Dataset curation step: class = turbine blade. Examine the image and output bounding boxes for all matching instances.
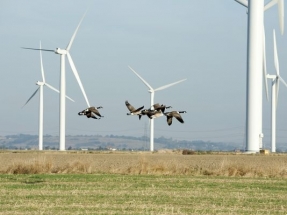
[265,0,277,11]
[154,79,187,91]
[22,47,54,52]
[263,26,269,101]
[278,76,287,87]
[273,29,280,76]
[65,96,75,102]
[66,10,87,51]
[278,0,284,35]
[22,87,40,108]
[39,41,45,83]
[234,0,248,8]
[67,52,90,106]
[45,83,59,93]
[44,83,75,102]
[265,0,284,35]
[128,66,154,91]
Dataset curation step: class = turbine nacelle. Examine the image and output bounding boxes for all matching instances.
[36,81,44,86]
[267,74,277,79]
[55,48,68,55]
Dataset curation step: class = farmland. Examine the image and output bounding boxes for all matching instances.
[1,151,287,214]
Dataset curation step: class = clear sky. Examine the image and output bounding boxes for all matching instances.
[0,0,286,147]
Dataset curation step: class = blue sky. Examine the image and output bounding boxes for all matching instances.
[0,0,286,147]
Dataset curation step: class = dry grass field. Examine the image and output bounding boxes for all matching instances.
[1,150,287,177]
[1,150,287,214]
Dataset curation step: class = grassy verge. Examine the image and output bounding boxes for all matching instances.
[1,174,287,214]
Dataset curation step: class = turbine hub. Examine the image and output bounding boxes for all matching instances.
[267,74,276,80]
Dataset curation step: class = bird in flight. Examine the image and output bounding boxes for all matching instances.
[125,100,144,119]
[164,111,186,126]
[78,106,103,119]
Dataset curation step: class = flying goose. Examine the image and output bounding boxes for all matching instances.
[152,103,172,113]
[125,101,144,119]
[78,106,103,119]
[164,111,186,126]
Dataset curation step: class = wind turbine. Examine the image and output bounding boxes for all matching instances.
[22,42,74,150]
[128,66,186,151]
[235,0,284,152]
[22,12,90,151]
[267,30,287,153]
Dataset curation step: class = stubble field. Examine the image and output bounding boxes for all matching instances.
[1,150,287,214]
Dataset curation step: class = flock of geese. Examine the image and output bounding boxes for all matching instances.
[78,101,187,126]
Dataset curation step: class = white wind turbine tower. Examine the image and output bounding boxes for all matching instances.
[267,30,287,153]
[235,0,284,152]
[22,42,74,150]
[22,12,91,151]
[128,66,186,151]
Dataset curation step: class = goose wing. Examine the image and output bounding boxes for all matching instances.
[85,112,92,118]
[125,101,136,112]
[86,112,98,119]
[173,111,184,123]
[153,103,169,112]
[141,109,151,118]
[166,115,173,126]
[89,106,102,117]
[147,109,156,116]
[135,105,144,112]
[153,103,161,110]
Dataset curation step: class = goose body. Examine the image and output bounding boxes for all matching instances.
[78,106,103,119]
[152,103,172,113]
[164,111,186,126]
[125,101,144,119]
